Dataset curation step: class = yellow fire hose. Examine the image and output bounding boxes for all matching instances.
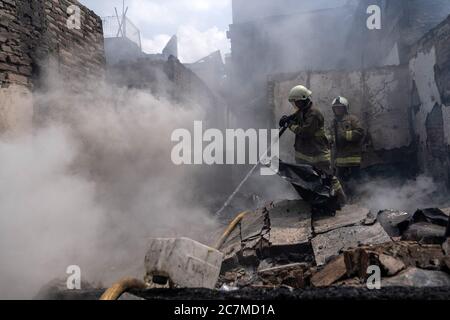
[99,277,147,300]
[214,211,249,250]
[100,211,249,300]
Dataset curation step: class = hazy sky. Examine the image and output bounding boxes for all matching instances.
[78,0,232,63]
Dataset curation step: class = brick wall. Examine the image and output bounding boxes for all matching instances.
[42,0,105,84]
[0,0,42,87]
[0,0,105,134]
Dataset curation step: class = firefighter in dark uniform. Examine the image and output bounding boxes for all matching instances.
[280,85,347,206]
[330,96,365,199]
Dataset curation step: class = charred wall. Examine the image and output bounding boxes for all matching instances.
[227,4,356,111]
[269,66,415,177]
[269,14,450,185]
[409,15,450,186]
[0,0,105,134]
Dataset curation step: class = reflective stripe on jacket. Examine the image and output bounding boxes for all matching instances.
[295,150,331,163]
[331,114,365,167]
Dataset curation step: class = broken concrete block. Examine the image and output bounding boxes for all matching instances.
[270,227,311,246]
[268,200,312,246]
[382,268,450,287]
[145,237,223,289]
[377,210,412,237]
[311,256,347,287]
[312,223,391,266]
[402,222,446,244]
[413,208,449,226]
[363,211,378,226]
[312,205,370,234]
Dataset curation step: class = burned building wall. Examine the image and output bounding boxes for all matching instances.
[269,66,414,175]
[227,3,357,112]
[270,14,450,185]
[228,0,450,124]
[345,0,450,69]
[409,15,450,186]
[0,0,105,134]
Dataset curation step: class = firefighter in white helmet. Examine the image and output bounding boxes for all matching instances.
[330,96,365,199]
[280,85,347,206]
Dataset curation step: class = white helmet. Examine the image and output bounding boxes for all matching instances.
[289,85,312,102]
[332,96,349,109]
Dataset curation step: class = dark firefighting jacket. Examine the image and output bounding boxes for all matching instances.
[331,114,365,167]
[289,105,331,165]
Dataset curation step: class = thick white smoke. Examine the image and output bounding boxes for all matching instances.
[358,175,448,214]
[0,79,220,299]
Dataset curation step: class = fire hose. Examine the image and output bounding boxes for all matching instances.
[214,126,288,216]
[99,277,147,300]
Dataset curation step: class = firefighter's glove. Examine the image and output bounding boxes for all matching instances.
[279,115,295,128]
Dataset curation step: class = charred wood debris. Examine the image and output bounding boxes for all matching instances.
[214,202,450,292]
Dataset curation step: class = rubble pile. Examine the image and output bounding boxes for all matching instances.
[36,202,450,300]
[217,201,450,289]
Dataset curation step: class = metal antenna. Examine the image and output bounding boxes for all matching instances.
[114,0,129,38]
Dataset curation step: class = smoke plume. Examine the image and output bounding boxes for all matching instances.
[0,78,220,299]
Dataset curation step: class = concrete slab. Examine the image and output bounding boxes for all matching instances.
[312,205,371,235]
[311,223,392,266]
[268,200,312,246]
[221,200,312,260]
